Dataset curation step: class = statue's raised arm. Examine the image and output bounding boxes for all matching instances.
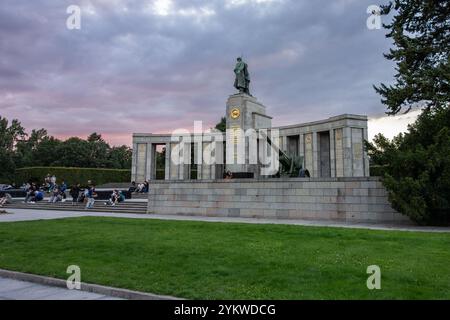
[234,57,251,96]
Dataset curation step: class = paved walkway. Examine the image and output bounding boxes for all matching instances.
[1,208,449,233]
[0,277,122,300]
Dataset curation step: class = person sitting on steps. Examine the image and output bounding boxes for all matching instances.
[298,167,311,178]
[48,187,63,203]
[0,193,12,207]
[105,190,125,206]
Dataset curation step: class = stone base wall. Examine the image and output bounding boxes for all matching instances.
[147,177,411,224]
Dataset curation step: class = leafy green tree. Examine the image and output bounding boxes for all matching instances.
[0,116,26,182]
[367,1,450,225]
[0,115,134,182]
[14,129,49,167]
[86,133,111,167]
[54,137,91,168]
[215,117,226,132]
[32,136,62,166]
[108,146,132,169]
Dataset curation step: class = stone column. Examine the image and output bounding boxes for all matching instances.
[195,140,202,180]
[178,142,185,180]
[363,127,370,177]
[299,133,305,169]
[170,143,180,180]
[312,132,318,178]
[329,130,336,178]
[215,140,225,179]
[304,133,313,174]
[181,141,191,180]
[145,143,153,181]
[334,128,344,177]
[201,153,211,179]
[343,127,353,177]
[351,128,365,177]
[131,142,138,182]
[164,142,171,180]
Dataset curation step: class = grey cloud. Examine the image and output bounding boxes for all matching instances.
[0,0,396,144]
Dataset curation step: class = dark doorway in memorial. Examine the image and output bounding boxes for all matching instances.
[287,135,300,158]
[155,144,166,180]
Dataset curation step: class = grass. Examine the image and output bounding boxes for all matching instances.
[0,217,449,299]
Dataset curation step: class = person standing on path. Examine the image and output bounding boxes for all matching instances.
[85,183,96,209]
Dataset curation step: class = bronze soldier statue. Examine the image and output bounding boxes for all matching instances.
[234,57,251,95]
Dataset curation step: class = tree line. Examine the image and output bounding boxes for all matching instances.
[0,116,132,183]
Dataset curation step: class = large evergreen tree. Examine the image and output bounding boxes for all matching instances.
[368,1,450,225]
[367,108,450,225]
[375,0,449,114]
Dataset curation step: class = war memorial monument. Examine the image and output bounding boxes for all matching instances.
[132,58,409,224]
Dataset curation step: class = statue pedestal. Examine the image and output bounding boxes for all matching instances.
[226,94,272,177]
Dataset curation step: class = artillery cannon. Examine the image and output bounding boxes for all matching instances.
[264,132,304,177]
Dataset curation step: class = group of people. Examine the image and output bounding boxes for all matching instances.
[20,178,95,208]
[128,181,149,193]
[48,181,68,203]
[1,173,137,210]
[69,181,97,209]
[70,182,128,209]
[43,174,58,192]
[105,190,125,206]
[19,174,65,204]
[23,183,45,203]
[21,178,129,210]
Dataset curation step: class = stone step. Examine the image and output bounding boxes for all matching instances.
[6,201,148,214]
[131,194,149,199]
[9,205,147,210]
[9,201,147,207]
[11,201,147,208]
[9,203,147,209]
[11,200,147,206]
[6,206,147,215]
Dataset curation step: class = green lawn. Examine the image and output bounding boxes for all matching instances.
[0,217,449,299]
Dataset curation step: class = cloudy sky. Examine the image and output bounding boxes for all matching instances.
[0,0,418,146]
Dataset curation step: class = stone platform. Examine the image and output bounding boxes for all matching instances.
[147,177,411,224]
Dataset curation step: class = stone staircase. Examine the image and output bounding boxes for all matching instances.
[6,199,148,215]
[129,193,148,200]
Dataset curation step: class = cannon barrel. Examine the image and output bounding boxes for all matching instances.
[264,132,303,177]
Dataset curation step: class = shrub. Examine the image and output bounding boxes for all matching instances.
[370,165,388,177]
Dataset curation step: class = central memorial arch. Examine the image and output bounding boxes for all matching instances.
[132,111,370,182]
[131,58,407,224]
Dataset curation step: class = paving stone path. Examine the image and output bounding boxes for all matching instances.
[0,277,122,300]
[1,208,449,233]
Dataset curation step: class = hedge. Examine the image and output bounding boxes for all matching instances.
[15,167,131,187]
